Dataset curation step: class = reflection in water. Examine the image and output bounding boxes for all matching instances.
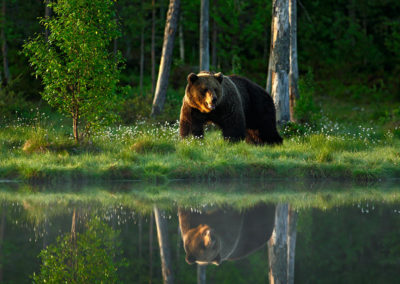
[0,182,399,283]
[33,216,124,283]
[178,204,275,266]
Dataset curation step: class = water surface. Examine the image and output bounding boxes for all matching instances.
[0,180,399,283]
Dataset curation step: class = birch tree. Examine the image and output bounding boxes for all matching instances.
[179,15,185,62]
[200,0,210,71]
[151,0,156,93]
[151,0,180,117]
[289,0,300,121]
[139,0,145,94]
[267,0,290,124]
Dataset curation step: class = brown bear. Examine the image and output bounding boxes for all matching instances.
[179,71,283,145]
[178,204,275,265]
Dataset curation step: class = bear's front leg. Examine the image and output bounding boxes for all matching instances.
[180,103,205,138]
[220,115,246,142]
[180,118,204,138]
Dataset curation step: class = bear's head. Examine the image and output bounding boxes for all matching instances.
[184,72,224,113]
[183,224,222,265]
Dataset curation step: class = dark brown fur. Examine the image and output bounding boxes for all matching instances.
[179,72,283,145]
[179,204,275,265]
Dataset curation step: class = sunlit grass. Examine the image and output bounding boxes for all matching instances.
[0,111,399,182]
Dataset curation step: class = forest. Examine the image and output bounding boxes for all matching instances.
[0,0,399,119]
[0,0,399,180]
[0,1,399,283]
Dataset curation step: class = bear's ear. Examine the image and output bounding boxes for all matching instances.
[188,73,198,84]
[185,254,196,265]
[214,72,224,84]
[211,254,221,266]
[214,72,223,84]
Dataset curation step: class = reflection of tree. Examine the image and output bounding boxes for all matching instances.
[33,217,125,283]
[268,204,288,283]
[154,206,174,284]
[0,204,6,283]
[149,211,154,284]
[197,264,206,284]
[268,204,298,284]
[287,206,298,284]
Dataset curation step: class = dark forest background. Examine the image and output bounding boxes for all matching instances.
[0,0,399,122]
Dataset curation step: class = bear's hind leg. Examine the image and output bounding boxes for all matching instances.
[245,129,263,145]
[258,126,283,145]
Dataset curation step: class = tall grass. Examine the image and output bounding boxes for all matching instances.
[0,113,399,182]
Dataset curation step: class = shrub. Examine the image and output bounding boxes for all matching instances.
[23,0,125,142]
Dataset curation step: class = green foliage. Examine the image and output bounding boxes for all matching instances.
[120,85,183,123]
[32,217,126,283]
[23,0,125,139]
[0,75,34,120]
[295,69,320,123]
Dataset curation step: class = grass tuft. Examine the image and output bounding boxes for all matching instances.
[131,137,176,154]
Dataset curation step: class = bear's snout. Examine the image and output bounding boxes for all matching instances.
[205,93,217,111]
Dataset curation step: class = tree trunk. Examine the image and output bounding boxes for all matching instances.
[1,0,10,86]
[154,206,174,284]
[73,114,79,142]
[149,211,154,284]
[266,3,274,93]
[179,16,184,62]
[211,0,218,68]
[200,0,210,71]
[269,0,290,125]
[151,0,180,117]
[71,208,76,242]
[139,11,145,94]
[44,0,51,41]
[151,0,156,94]
[287,205,298,284]
[138,215,143,257]
[197,264,206,284]
[268,204,288,284]
[289,0,299,122]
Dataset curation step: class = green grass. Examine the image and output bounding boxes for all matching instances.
[0,96,399,182]
[0,116,399,182]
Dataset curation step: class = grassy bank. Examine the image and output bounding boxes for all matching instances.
[0,180,400,220]
[0,111,399,182]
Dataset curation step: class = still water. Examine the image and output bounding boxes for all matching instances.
[0,180,399,283]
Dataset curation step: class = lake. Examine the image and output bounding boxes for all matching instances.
[0,179,399,283]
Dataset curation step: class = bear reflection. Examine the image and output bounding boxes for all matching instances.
[179,204,275,266]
